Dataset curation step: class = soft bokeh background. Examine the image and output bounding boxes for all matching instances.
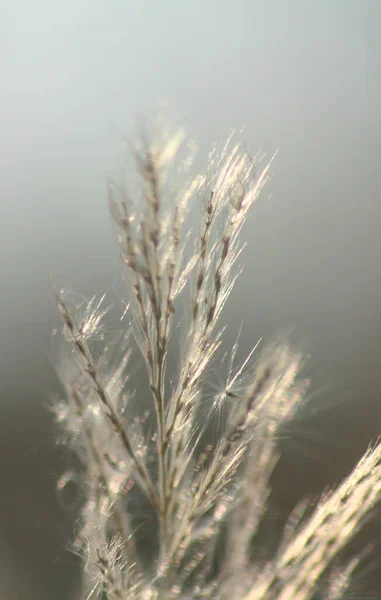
[1,1,381,597]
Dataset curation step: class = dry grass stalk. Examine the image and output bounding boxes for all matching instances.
[54,123,381,599]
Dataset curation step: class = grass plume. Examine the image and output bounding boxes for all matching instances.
[54,122,381,599]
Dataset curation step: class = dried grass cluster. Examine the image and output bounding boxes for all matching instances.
[54,124,380,599]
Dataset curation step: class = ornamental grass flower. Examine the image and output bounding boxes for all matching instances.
[54,123,381,599]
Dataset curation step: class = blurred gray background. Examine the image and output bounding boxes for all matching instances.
[1,1,381,598]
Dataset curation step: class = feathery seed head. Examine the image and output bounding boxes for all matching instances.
[54,123,379,600]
